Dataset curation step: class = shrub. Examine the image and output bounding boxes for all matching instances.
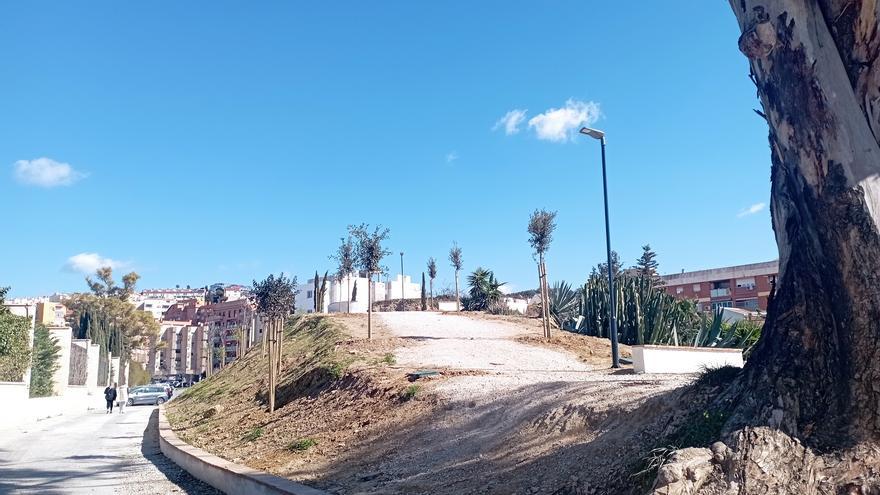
[402,384,421,401]
[243,427,264,442]
[288,438,317,451]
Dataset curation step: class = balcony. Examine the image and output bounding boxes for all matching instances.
[710,288,731,298]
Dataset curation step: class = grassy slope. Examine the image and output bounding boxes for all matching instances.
[165,314,427,480]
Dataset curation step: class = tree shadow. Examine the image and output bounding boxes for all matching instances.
[140,408,223,494]
[299,377,698,495]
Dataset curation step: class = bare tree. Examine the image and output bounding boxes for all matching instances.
[427,257,437,310]
[528,209,557,339]
[656,3,880,492]
[252,273,297,413]
[349,224,391,339]
[448,242,463,311]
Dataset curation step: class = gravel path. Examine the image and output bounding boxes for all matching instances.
[320,312,695,494]
[0,404,220,495]
[380,311,682,398]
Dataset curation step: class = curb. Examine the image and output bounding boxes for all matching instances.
[157,405,329,495]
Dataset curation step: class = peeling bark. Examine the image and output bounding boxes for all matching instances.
[655,1,880,492]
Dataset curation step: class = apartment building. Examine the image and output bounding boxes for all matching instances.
[660,260,778,312]
[148,322,207,381]
[35,301,66,326]
[194,298,261,366]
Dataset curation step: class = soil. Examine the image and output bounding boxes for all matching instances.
[168,312,701,495]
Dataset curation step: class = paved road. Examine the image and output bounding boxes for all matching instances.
[0,403,221,495]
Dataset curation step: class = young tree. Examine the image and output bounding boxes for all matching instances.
[331,236,355,313]
[349,224,391,339]
[448,242,463,311]
[252,273,298,412]
[420,272,427,311]
[655,4,880,492]
[528,209,557,339]
[427,258,437,309]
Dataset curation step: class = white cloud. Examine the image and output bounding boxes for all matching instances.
[493,109,527,135]
[737,202,766,218]
[528,99,601,142]
[446,151,459,163]
[64,252,126,274]
[13,157,86,187]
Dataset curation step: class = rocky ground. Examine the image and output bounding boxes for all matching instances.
[167,312,705,495]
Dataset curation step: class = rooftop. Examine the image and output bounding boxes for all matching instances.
[661,260,778,286]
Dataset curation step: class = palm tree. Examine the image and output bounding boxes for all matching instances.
[448,243,463,311]
[466,267,505,311]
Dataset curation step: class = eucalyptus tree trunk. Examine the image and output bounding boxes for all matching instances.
[654,2,880,492]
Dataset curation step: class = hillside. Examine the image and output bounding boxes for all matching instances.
[167,312,716,494]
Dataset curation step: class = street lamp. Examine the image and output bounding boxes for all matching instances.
[400,252,405,305]
[579,126,620,368]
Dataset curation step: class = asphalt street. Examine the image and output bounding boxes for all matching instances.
[0,402,221,495]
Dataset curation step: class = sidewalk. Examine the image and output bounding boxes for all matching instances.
[0,388,104,434]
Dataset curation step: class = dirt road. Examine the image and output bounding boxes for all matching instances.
[311,312,694,494]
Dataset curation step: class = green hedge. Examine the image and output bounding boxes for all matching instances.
[0,311,32,382]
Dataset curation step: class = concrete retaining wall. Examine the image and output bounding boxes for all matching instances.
[157,406,328,495]
[632,345,744,374]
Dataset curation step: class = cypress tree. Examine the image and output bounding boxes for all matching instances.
[420,272,427,311]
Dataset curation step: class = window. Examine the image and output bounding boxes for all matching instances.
[712,301,733,310]
[737,299,759,310]
[693,284,701,292]
[307,290,314,298]
[736,277,756,290]
[676,287,684,294]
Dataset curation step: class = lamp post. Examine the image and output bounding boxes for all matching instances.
[579,127,620,368]
[400,252,405,305]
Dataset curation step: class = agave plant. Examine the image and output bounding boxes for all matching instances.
[548,281,579,328]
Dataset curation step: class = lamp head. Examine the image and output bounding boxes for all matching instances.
[579,127,605,140]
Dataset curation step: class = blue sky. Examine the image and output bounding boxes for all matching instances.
[0,2,776,298]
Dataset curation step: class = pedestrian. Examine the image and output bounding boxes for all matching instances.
[104,383,117,414]
[117,383,128,414]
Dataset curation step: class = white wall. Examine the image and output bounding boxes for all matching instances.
[384,275,421,301]
[297,273,393,314]
[48,327,72,396]
[632,345,744,374]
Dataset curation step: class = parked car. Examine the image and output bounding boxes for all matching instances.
[127,386,169,406]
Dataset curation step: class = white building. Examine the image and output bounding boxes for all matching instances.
[296,272,421,314]
[132,297,177,321]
